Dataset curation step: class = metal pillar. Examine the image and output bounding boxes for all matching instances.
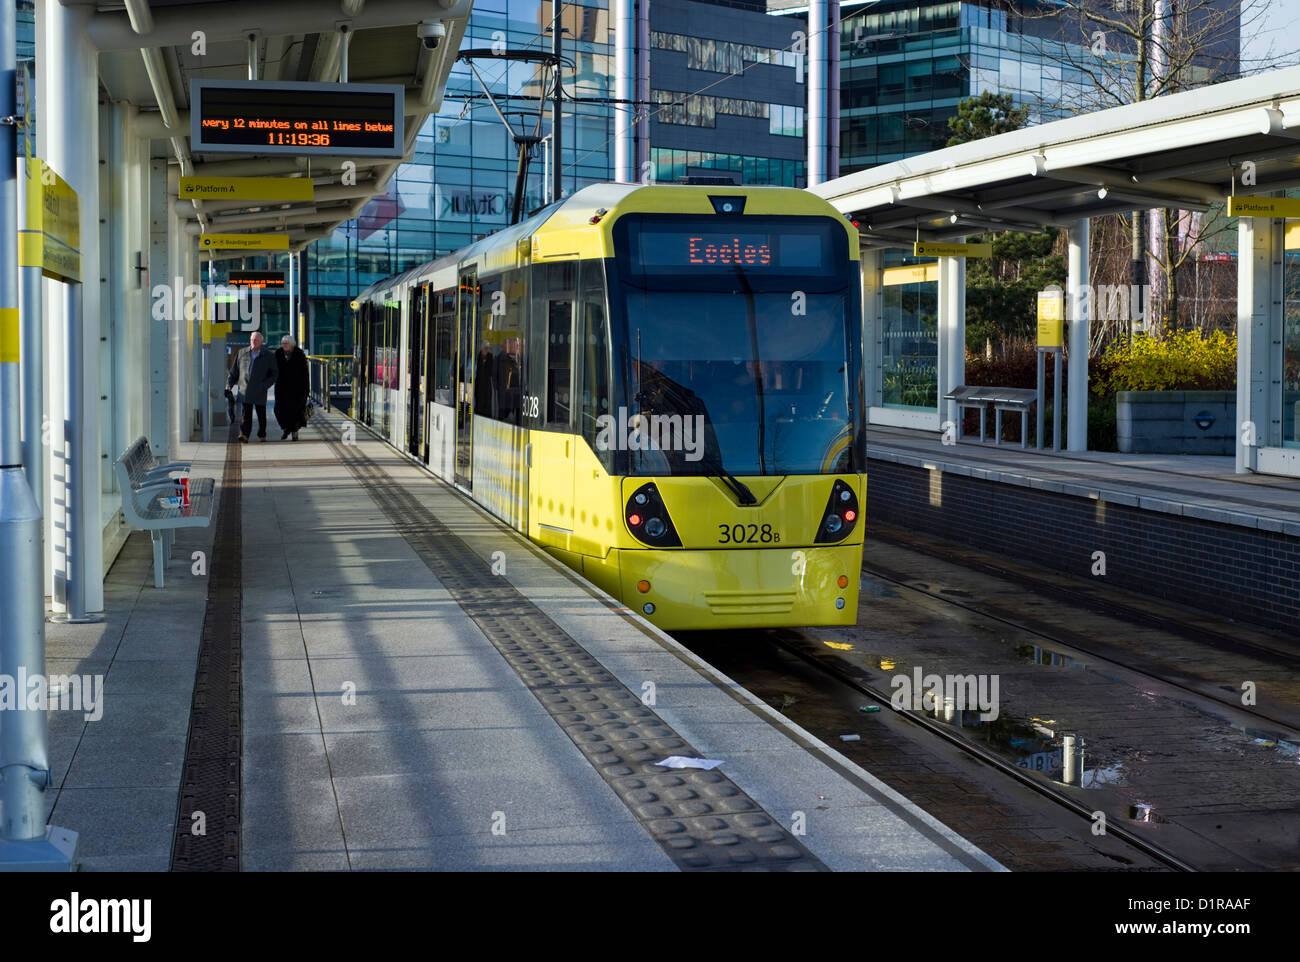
[1236,215,1283,473]
[1066,219,1090,452]
[614,0,633,183]
[806,0,827,186]
[287,249,296,345]
[0,0,79,870]
[201,258,211,442]
[43,0,102,619]
[166,174,186,456]
[937,250,966,431]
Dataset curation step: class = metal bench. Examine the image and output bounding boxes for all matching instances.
[945,385,1038,448]
[114,437,216,587]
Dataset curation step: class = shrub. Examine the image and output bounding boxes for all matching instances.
[1091,330,1237,395]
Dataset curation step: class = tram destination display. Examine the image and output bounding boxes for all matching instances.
[191,80,405,157]
[626,217,840,276]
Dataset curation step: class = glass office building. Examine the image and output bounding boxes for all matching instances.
[275,0,806,357]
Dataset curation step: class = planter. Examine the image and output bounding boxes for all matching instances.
[1116,391,1235,455]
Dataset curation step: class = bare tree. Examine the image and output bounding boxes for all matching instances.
[1018,0,1282,339]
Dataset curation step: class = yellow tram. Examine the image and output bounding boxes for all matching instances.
[352,183,865,630]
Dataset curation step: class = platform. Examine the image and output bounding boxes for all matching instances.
[868,426,1300,534]
[865,425,1300,633]
[19,413,1001,872]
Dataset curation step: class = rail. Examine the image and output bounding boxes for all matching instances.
[307,354,352,414]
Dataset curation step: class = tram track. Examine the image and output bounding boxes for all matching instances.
[860,547,1300,737]
[766,628,1197,872]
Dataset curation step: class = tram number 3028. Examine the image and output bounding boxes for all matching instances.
[717,523,780,544]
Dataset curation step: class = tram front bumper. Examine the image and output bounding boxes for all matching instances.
[615,543,862,630]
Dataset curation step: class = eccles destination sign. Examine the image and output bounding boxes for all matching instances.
[190,80,405,157]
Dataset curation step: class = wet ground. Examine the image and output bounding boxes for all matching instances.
[676,524,1300,871]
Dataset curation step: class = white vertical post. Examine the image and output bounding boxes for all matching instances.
[166,170,186,457]
[1,0,79,870]
[42,0,102,617]
[1067,218,1090,452]
[614,0,633,183]
[807,0,827,186]
[936,249,966,430]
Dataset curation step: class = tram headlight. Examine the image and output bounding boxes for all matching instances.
[814,479,860,544]
[625,483,682,547]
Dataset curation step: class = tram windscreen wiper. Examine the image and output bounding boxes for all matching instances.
[697,448,758,506]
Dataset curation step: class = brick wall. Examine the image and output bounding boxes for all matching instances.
[867,458,1300,632]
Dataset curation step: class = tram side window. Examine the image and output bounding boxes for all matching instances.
[578,261,612,454]
[494,270,527,425]
[542,262,575,428]
[431,288,455,406]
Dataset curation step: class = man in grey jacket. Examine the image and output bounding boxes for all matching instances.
[227,332,278,442]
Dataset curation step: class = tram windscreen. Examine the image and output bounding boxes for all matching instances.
[615,217,856,477]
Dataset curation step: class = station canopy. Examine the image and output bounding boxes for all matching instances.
[811,64,1300,248]
[85,0,473,253]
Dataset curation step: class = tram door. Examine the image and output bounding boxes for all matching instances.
[455,268,477,490]
[357,303,373,426]
[407,285,427,458]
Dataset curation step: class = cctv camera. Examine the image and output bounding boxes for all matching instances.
[418,19,446,50]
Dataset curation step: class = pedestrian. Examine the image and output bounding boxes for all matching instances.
[274,335,310,441]
[227,331,278,443]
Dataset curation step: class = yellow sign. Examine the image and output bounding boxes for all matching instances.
[179,176,314,202]
[199,233,289,251]
[0,309,18,363]
[1037,290,1064,349]
[914,241,992,258]
[1227,195,1300,219]
[19,159,81,283]
[882,263,940,286]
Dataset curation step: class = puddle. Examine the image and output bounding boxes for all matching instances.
[1015,643,1088,670]
[859,576,901,599]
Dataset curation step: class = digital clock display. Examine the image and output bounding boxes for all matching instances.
[191,80,405,157]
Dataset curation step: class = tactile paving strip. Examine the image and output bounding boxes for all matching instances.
[170,426,243,872]
[321,425,827,871]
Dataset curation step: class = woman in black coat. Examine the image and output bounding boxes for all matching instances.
[274,336,310,440]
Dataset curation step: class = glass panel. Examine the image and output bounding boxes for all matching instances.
[881,260,938,411]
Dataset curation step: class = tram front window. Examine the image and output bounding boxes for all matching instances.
[624,289,853,476]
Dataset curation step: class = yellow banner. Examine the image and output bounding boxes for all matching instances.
[0,309,18,362]
[21,158,81,283]
[882,263,940,286]
[1227,195,1300,219]
[914,241,993,258]
[1037,291,1064,349]
[199,233,289,251]
[180,176,314,202]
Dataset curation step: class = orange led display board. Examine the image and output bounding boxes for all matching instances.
[191,80,404,157]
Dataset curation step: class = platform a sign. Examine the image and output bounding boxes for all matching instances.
[180,176,314,202]
[19,158,81,283]
[913,241,992,258]
[1036,289,1064,351]
[1227,195,1300,219]
[199,233,289,251]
